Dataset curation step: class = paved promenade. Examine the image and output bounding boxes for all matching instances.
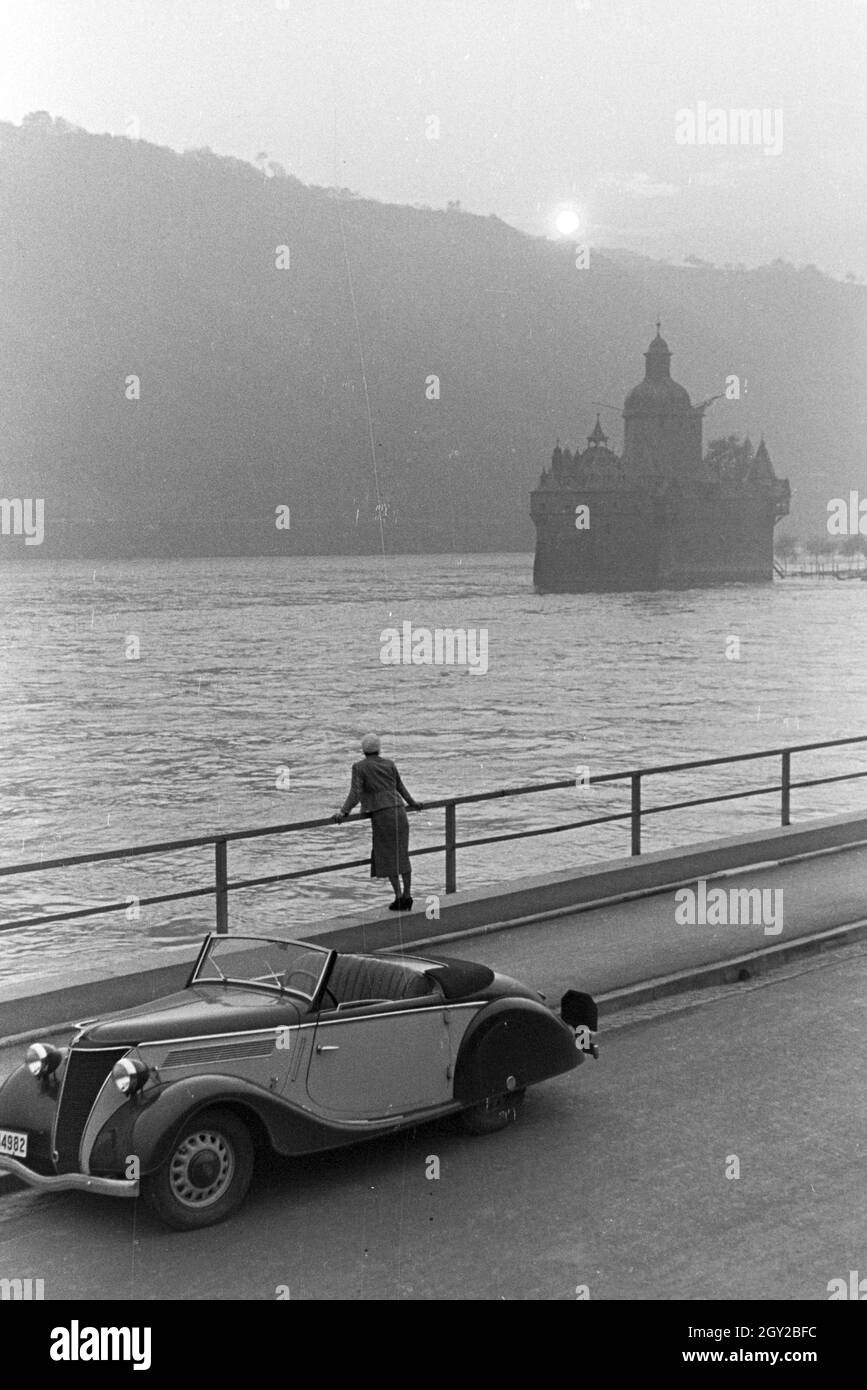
[2,830,867,1065]
[397,840,867,1005]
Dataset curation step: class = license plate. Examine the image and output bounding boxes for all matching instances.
[0,1129,28,1159]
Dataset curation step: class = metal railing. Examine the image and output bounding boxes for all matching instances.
[1,735,866,937]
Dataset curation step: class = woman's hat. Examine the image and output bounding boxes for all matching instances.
[361,733,381,754]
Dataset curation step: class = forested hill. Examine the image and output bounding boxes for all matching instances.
[2,114,865,558]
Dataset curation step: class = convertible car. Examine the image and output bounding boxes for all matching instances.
[0,935,598,1229]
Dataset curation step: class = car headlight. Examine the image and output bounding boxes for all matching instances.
[26,1042,63,1078]
[111,1057,150,1095]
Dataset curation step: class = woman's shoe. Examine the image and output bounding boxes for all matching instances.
[387,898,403,911]
[400,896,413,910]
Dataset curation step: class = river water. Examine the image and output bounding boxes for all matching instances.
[0,554,865,987]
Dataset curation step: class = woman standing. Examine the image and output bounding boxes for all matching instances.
[331,734,422,910]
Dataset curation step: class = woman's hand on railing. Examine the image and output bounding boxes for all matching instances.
[330,812,347,824]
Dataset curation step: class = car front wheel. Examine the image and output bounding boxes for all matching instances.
[142,1108,254,1231]
[460,1088,525,1135]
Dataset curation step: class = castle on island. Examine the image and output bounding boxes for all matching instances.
[530,326,790,592]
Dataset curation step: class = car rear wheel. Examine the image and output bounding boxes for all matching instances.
[460,1088,525,1135]
[142,1108,254,1231]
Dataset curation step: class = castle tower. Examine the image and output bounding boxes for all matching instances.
[530,327,789,592]
[622,324,703,485]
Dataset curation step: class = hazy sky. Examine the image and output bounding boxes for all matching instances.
[2,0,866,276]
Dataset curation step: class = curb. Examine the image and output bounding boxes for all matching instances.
[1,914,864,1201]
[594,915,867,1015]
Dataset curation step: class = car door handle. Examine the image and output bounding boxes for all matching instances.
[316,1044,340,1053]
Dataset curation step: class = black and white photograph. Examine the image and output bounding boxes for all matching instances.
[0,0,865,1341]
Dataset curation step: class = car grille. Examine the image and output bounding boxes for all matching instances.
[162,1038,276,1068]
[54,1047,127,1173]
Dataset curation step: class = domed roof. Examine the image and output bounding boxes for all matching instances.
[624,377,692,412]
[623,323,693,414]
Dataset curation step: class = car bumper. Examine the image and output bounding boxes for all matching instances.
[0,1156,139,1197]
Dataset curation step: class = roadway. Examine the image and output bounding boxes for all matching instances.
[429,841,867,1003]
[0,944,863,1299]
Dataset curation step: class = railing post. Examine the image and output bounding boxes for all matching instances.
[630,773,641,856]
[215,838,229,933]
[781,749,791,827]
[444,802,457,894]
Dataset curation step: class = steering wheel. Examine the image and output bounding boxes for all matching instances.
[281,969,319,996]
[282,969,339,1011]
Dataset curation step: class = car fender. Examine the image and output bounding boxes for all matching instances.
[120,1074,296,1173]
[0,1064,64,1174]
[452,997,579,1106]
[0,1062,61,1127]
[114,1074,383,1174]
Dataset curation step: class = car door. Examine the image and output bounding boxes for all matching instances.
[305,1003,451,1120]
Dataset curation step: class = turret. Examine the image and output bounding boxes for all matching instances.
[622,322,702,483]
[750,436,774,481]
[586,414,608,449]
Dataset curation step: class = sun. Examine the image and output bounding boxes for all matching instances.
[554,207,581,237]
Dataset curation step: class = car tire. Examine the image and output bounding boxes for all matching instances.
[460,1088,525,1136]
[142,1108,254,1231]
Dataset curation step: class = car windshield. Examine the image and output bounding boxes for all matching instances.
[193,936,331,1001]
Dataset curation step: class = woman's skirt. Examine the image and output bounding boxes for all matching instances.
[369,805,410,878]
